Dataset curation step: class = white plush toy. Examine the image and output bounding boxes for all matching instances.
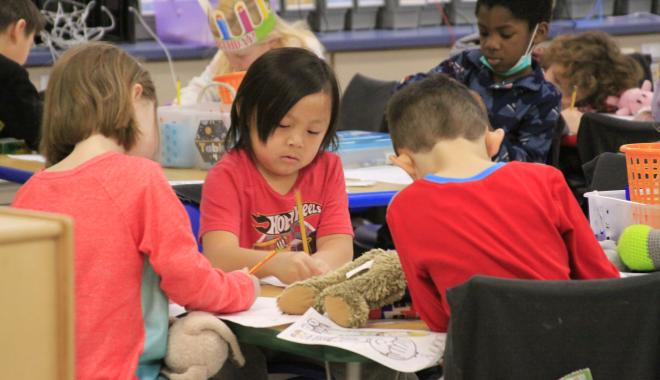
[162,311,245,380]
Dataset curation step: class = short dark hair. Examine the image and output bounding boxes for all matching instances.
[476,0,553,29]
[387,74,489,153]
[0,0,45,36]
[225,47,340,155]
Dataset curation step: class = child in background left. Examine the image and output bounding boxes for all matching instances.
[0,0,44,150]
[200,48,354,285]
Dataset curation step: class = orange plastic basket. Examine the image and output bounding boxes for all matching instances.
[213,71,246,105]
[621,143,660,205]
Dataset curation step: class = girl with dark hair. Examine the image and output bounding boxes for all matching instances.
[200,47,354,285]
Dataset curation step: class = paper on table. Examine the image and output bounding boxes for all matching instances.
[260,275,288,287]
[278,308,445,373]
[8,154,45,163]
[344,165,412,185]
[217,297,300,327]
[168,180,205,186]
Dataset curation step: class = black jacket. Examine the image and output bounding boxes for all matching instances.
[0,53,41,150]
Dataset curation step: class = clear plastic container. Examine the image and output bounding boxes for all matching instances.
[585,189,660,242]
[334,130,395,168]
[158,103,231,169]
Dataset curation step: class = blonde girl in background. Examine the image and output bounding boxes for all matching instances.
[179,0,325,104]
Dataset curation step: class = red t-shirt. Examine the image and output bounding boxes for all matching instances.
[387,162,620,332]
[13,152,255,379]
[200,149,353,252]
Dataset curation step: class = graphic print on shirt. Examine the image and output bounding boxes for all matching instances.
[251,202,321,252]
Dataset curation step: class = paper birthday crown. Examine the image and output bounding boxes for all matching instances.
[198,0,276,52]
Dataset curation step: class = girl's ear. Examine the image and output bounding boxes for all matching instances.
[533,22,549,45]
[132,83,144,101]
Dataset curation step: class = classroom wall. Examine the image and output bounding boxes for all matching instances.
[26,34,658,106]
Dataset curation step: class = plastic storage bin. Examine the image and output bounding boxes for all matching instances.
[553,0,615,19]
[447,0,477,25]
[334,131,395,168]
[158,103,231,169]
[585,190,660,241]
[153,0,215,45]
[620,143,660,205]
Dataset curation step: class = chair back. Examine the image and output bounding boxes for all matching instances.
[338,74,398,133]
[576,112,660,165]
[443,274,660,380]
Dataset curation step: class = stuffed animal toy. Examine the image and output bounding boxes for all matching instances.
[162,311,245,380]
[606,80,654,117]
[617,224,660,272]
[277,249,407,328]
[652,78,660,122]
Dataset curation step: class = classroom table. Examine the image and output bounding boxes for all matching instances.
[226,285,432,380]
[0,155,406,208]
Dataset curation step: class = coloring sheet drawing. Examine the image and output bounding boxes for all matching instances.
[277,308,445,372]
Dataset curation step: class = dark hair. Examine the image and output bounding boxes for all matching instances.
[0,0,45,36]
[225,47,340,155]
[387,74,489,153]
[476,0,553,29]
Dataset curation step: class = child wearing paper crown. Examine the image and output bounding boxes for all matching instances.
[386,74,619,332]
[400,0,561,163]
[179,0,325,104]
[200,47,354,285]
[12,42,259,379]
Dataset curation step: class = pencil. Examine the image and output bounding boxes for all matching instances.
[569,85,577,111]
[249,250,277,275]
[176,79,182,106]
[295,189,311,255]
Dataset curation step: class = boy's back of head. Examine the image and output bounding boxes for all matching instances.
[0,0,44,36]
[476,0,553,29]
[387,74,490,154]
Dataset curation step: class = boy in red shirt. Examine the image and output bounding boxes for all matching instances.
[386,74,619,332]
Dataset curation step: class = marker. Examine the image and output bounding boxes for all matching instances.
[569,85,577,111]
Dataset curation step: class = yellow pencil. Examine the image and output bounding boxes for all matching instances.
[249,250,277,275]
[294,189,310,255]
[569,85,577,111]
[176,79,182,106]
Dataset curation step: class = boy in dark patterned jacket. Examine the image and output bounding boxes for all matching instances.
[401,0,560,163]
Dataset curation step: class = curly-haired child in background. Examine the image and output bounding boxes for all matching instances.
[543,31,643,134]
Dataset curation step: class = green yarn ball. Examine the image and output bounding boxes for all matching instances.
[618,224,655,271]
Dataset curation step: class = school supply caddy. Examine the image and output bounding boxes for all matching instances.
[158,82,235,169]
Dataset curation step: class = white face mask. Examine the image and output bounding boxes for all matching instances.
[480,24,539,77]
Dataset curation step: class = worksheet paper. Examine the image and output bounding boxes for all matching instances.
[277,308,445,372]
[344,165,413,185]
[217,297,300,327]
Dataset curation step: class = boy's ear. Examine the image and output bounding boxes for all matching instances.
[8,19,27,42]
[485,128,505,158]
[389,152,417,180]
[533,22,550,45]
